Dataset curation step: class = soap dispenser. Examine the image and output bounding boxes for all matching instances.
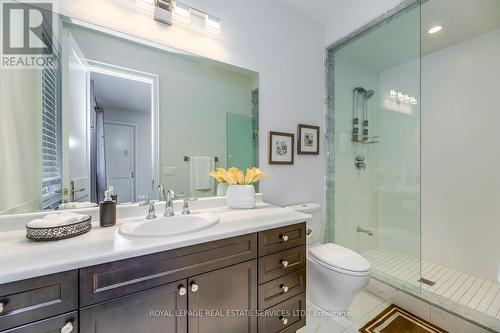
[99,190,116,227]
[109,186,118,202]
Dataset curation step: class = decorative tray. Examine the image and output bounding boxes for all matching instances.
[26,217,92,241]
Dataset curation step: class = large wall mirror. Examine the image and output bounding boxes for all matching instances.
[0,11,259,214]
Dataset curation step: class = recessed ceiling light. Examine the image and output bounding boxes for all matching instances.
[428,25,443,34]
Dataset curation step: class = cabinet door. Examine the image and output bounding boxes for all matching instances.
[188,260,257,333]
[80,280,187,333]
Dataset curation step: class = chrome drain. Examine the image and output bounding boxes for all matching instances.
[418,278,436,286]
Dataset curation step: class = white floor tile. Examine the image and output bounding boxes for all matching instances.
[364,246,500,330]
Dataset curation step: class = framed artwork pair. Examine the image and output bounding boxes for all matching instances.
[269,124,320,165]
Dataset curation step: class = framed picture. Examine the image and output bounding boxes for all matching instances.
[269,131,294,165]
[297,124,320,155]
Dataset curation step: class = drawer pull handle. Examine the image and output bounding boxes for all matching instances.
[279,316,288,325]
[0,302,4,314]
[179,286,187,296]
[60,321,73,333]
[280,234,289,242]
[281,284,289,293]
[281,260,289,268]
[191,283,199,293]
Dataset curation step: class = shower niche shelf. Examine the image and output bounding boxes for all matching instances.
[352,136,380,145]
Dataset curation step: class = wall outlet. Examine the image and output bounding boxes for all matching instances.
[163,167,176,176]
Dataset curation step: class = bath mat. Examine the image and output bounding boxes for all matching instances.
[359,304,448,333]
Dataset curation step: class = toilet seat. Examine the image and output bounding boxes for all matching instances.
[309,243,371,277]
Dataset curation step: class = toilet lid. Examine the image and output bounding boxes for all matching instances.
[309,243,370,273]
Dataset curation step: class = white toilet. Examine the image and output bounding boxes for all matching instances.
[286,203,371,313]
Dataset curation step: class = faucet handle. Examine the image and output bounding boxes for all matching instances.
[182,197,198,215]
[146,202,157,219]
[138,195,151,206]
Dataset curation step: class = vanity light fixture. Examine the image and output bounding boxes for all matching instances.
[205,14,222,35]
[153,0,174,25]
[136,0,222,35]
[172,1,191,24]
[428,25,443,34]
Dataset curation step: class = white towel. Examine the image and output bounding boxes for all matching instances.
[58,201,98,210]
[27,212,90,228]
[189,156,215,194]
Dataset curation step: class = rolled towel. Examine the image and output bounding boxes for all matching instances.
[60,212,89,223]
[43,214,77,225]
[27,213,90,228]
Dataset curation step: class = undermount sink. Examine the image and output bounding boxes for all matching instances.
[118,213,219,238]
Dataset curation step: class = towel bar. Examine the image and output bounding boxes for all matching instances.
[184,156,218,162]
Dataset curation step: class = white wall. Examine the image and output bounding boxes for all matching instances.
[104,108,152,200]
[324,0,402,46]
[378,60,420,258]
[56,0,326,220]
[421,28,500,281]
[333,55,380,253]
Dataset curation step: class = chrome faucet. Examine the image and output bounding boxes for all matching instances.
[146,202,157,219]
[157,184,165,201]
[164,190,176,217]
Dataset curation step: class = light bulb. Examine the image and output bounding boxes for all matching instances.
[205,14,222,35]
[428,25,443,34]
[172,1,191,24]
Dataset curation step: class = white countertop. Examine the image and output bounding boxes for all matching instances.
[0,203,311,284]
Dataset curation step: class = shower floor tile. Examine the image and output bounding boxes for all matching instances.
[297,291,390,333]
[364,247,500,330]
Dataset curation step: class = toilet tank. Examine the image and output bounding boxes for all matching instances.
[285,203,322,245]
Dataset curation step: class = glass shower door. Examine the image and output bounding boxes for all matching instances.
[328,3,421,292]
[226,112,257,170]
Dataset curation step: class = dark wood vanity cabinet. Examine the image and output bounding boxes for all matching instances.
[1,312,78,333]
[79,260,258,333]
[0,271,77,332]
[0,223,306,333]
[257,223,307,333]
[80,281,188,333]
[188,260,257,333]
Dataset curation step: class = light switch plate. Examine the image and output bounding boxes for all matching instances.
[163,167,176,176]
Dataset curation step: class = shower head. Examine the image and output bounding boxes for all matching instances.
[365,90,375,99]
[353,87,375,99]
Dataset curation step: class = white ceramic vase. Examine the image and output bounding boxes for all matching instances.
[226,185,256,209]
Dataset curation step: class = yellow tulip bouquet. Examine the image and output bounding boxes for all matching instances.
[209,167,267,185]
[209,167,267,209]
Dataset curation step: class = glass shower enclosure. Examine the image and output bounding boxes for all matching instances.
[326,2,421,292]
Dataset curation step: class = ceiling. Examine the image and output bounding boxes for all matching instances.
[421,0,500,55]
[331,0,500,72]
[91,72,151,112]
[279,0,351,26]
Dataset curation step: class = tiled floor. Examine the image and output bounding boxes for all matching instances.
[297,291,390,333]
[364,247,500,324]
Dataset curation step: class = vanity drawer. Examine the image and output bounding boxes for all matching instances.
[258,223,306,257]
[80,233,257,306]
[258,293,306,333]
[258,246,306,284]
[0,271,78,331]
[1,312,78,333]
[258,268,306,310]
